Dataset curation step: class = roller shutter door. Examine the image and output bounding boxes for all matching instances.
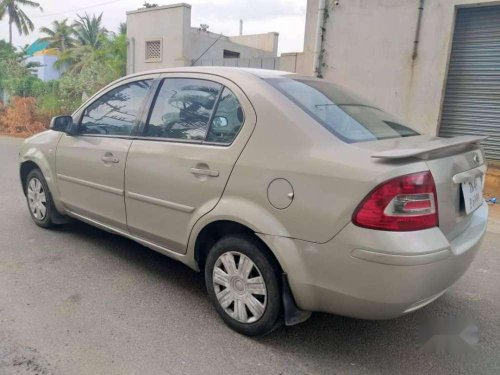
[439,6,500,160]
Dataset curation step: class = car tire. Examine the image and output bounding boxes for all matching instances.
[205,234,283,336]
[25,168,59,228]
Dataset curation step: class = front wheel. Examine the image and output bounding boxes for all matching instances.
[205,235,282,336]
[25,168,58,228]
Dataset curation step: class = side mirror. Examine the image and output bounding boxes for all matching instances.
[212,116,228,128]
[50,116,74,134]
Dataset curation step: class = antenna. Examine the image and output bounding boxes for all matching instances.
[239,19,243,36]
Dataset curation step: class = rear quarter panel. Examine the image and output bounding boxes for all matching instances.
[212,79,430,243]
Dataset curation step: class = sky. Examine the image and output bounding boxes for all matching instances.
[0,0,307,54]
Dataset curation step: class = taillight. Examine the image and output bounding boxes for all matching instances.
[352,171,438,231]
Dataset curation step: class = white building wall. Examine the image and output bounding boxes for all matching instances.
[26,55,61,81]
[189,29,277,64]
[302,0,500,135]
[127,3,278,74]
[229,33,279,55]
[126,3,191,73]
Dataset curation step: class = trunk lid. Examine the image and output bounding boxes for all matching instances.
[354,135,486,240]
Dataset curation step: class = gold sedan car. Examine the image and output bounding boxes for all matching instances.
[19,67,488,336]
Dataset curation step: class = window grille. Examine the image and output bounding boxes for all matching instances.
[145,39,162,62]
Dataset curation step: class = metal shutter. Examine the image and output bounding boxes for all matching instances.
[439,6,500,160]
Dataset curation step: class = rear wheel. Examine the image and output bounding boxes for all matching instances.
[205,235,282,336]
[25,169,58,228]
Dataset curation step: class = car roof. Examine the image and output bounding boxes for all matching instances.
[125,66,296,80]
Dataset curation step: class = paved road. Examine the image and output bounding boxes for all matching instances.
[1,136,499,375]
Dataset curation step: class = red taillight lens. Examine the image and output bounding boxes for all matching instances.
[352,171,438,231]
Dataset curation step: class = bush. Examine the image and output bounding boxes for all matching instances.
[0,97,49,136]
[57,60,119,111]
[0,22,128,137]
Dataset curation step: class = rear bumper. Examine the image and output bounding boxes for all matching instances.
[259,201,488,319]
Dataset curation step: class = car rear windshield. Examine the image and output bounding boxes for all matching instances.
[264,77,419,143]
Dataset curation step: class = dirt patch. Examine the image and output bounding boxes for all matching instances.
[0,97,49,138]
[487,203,500,235]
[11,354,50,374]
[0,132,28,138]
[485,163,500,198]
[0,344,55,375]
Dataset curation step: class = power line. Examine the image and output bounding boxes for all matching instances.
[31,0,128,19]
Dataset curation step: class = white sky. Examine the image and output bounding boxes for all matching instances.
[0,0,307,54]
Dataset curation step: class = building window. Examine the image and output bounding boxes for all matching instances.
[223,50,240,59]
[145,39,162,62]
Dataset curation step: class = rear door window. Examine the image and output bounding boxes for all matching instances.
[145,78,222,141]
[205,87,244,144]
[265,78,419,143]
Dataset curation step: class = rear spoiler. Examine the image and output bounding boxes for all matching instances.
[371,135,486,160]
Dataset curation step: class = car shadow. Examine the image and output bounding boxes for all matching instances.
[51,220,484,373]
[52,220,207,297]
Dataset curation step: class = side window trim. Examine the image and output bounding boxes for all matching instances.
[203,88,225,142]
[141,78,165,138]
[76,78,155,138]
[134,78,163,137]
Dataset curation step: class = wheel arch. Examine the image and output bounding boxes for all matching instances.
[19,149,65,214]
[187,197,292,270]
[192,218,312,327]
[20,160,40,194]
[193,219,284,274]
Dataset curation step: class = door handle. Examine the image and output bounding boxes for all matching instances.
[190,167,219,177]
[101,153,120,163]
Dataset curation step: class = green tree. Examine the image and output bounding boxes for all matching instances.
[55,13,107,73]
[118,22,126,35]
[0,56,40,97]
[0,0,42,46]
[0,40,16,98]
[73,13,107,48]
[58,60,118,110]
[0,39,15,60]
[104,31,127,77]
[39,19,76,51]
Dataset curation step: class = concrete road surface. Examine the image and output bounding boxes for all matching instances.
[1,136,499,375]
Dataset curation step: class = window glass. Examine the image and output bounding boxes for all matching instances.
[264,78,419,143]
[206,88,244,144]
[80,80,152,136]
[145,78,222,141]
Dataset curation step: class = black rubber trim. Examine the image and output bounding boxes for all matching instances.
[281,273,312,326]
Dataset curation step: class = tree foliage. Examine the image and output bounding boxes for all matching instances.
[0,40,40,97]
[0,0,42,45]
[73,13,107,48]
[39,19,76,51]
[143,2,159,8]
[0,13,128,136]
[55,13,108,73]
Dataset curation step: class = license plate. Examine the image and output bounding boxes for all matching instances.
[461,176,483,215]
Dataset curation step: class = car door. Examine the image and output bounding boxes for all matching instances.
[56,76,157,230]
[125,73,256,253]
